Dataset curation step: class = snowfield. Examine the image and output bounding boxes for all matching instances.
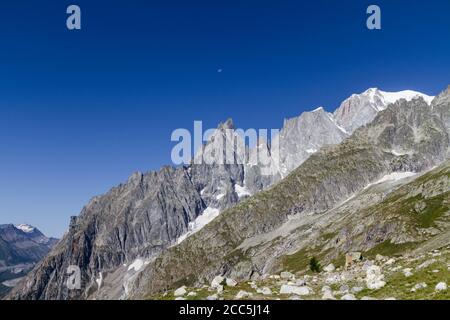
[14,224,35,233]
[177,207,220,244]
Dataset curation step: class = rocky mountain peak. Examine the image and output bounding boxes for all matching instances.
[218,118,234,130]
[127,171,144,186]
[311,106,326,113]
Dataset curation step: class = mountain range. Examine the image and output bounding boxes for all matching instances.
[5,86,450,300]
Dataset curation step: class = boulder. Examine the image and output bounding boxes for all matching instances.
[416,259,436,270]
[249,282,258,289]
[257,287,272,295]
[351,286,364,293]
[226,278,237,287]
[366,265,386,290]
[362,260,374,271]
[339,284,350,294]
[325,274,341,285]
[280,284,312,296]
[385,258,395,266]
[403,268,413,277]
[341,294,357,300]
[322,290,336,300]
[411,282,427,292]
[280,271,295,280]
[295,279,307,286]
[375,254,385,261]
[235,291,253,299]
[323,263,336,273]
[174,286,187,297]
[435,282,447,291]
[321,286,332,293]
[211,276,225,288]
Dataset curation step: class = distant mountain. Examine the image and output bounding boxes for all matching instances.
[333,88,434,133]
[0,224,57,297]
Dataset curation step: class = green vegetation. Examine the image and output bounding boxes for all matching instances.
[414,194,449,228]
[282,248,310,273]
[282,248,333,274]
[309,257,321,273]
[321,232,337,241]
[365,240,416,258]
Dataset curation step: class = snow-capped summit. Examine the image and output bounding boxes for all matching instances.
[363,88,434,108]
[334,88,435,133]
[14,223,35,233]
[378,89,434,106]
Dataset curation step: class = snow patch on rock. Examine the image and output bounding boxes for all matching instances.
[235,184,252,198]
[177,207,220,244]
[14,224,35,233]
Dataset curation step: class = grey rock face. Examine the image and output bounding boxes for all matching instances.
[190,120,246,210]
[276,107,348,177]
[432,86,450,149]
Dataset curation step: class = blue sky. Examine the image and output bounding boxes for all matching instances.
[0,0,449,237]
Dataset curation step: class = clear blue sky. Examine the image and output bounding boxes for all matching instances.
[0,0,449,237]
